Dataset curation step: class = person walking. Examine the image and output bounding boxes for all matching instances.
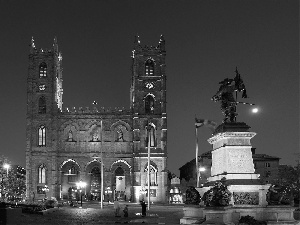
[140,200,146,217]
[123,205,128,217]
[114,198,121,217]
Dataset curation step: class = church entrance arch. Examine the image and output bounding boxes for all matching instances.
[86,160,102,201]
[111,160,132,201]
[60,159,80,200]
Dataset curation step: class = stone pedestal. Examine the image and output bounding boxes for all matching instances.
[180,206,204,224]
[203,122,270,207]
[182,123,300,224]
[202,206,235,224]
[208,123,256,178]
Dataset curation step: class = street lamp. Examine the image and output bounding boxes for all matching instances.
[199,167,206,172]
[146,122,152,210]
[3,164,10,176]
[76,181,87,208]
[199,167,206,187]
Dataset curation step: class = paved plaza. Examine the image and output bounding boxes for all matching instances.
[14,203,184,225]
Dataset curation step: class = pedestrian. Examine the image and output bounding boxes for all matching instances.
[123,205,128,217]
[140,200,146,217]
[114,198,121,217]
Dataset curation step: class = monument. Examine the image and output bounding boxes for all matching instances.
[181,69,298,224]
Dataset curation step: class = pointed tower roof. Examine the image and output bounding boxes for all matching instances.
[133,34,142,50]
[53,36,58,52]
[29,36,36,54]
[159,34,165,52]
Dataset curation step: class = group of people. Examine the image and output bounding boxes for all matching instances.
[113,199,128,217]
[113,199,147,218]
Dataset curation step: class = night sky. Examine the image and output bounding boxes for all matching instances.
[0,0,298,175]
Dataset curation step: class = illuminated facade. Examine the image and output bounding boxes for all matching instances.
[26,36,168,203]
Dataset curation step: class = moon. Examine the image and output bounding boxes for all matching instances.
[252,108,259,113]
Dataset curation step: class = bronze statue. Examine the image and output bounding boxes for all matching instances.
[212,68,250,123]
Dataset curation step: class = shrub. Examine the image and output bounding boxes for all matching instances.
[202,178,232,207]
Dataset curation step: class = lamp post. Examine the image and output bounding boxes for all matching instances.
[199,167,206,187]
[100,120,104,209]
[146,122,152,210]
[3,164,10,176]
[76,181,87,208]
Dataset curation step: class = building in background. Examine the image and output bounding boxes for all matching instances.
[179,148,280,187]
[168,176,183,204]
[25,36,168,203]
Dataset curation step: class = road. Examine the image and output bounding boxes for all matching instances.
[15,202,184,225]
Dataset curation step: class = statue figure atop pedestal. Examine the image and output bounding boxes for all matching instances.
[212,67,253,123]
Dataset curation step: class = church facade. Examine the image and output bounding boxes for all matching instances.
[25,36,168,203]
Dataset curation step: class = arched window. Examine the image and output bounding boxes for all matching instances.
[90,167,101,190]
[38,96,46,114]
[145,95,155,114]
[145,59,154,76]
[115,166,124,176]
[146,124,156,147]
[68,130,73,141]
[68,166,76,175]
[38,165,46,183]
[39,62,47,77]
[145,165,158,186]
[38,125,46,146]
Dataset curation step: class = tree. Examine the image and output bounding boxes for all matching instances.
[0,155,26,202]
[273,165,300,206]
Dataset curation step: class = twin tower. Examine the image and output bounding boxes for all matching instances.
[26,36,168,203]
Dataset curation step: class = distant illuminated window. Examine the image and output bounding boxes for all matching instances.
[145,95,155,114]
[145,59,154,76]
[145,165,157,186]
[39,62,47,77]
[38,125,46,146]
[38,165,46,183]
[146,124,156,147]
[68,130,73,141]
[38,96,46,114]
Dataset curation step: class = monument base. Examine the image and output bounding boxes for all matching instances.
[202,206,235,225]
[197,183,270,207]
[179,206,205,224]
[180,205,299,224]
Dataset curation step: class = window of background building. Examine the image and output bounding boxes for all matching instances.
[38,165,46,183]
[38,96,46,114]
[265,162,271,167]
[145,59,154,76]
[39,62,47,77]
[38,125,46,146]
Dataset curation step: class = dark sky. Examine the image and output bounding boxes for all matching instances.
[0,0,298,175]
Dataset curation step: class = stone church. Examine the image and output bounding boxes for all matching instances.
[26,36,168,203]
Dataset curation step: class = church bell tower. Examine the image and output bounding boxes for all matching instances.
[25,37,63,198]
[130,35,168,202]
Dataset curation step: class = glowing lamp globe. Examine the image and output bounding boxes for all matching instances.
[3,164,10,170]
